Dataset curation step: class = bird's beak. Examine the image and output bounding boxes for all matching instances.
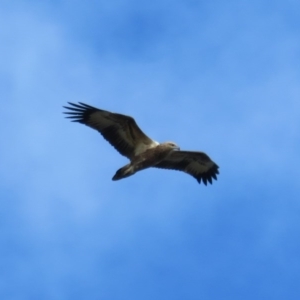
[175,146,180,151]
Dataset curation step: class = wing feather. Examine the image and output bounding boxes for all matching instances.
[63,102,157,159]
[154,151,219,185]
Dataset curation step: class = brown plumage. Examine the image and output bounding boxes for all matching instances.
[63,102,219,185]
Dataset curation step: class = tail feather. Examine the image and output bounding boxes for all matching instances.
[112,164,135,181]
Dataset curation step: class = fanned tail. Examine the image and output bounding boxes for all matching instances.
[112,164,135,181]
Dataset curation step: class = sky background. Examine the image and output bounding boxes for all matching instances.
[1,0,300,299]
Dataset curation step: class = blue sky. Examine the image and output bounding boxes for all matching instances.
[1,0,300,299]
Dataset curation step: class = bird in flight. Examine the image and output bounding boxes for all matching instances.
[63,102,219,185]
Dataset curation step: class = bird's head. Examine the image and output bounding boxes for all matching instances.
[164,141,180,151]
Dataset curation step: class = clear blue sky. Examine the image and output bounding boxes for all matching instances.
[1,1,300,299]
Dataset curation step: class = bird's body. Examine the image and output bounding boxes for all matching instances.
[63,102,219,185]
[113,143,179,181]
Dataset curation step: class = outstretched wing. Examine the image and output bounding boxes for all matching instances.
[63,102,158,159]
[154,151,219,185]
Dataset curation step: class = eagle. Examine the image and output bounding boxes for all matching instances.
[63,102,219,185]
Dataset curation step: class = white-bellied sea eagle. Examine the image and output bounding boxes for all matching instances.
[63,102,219,185]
